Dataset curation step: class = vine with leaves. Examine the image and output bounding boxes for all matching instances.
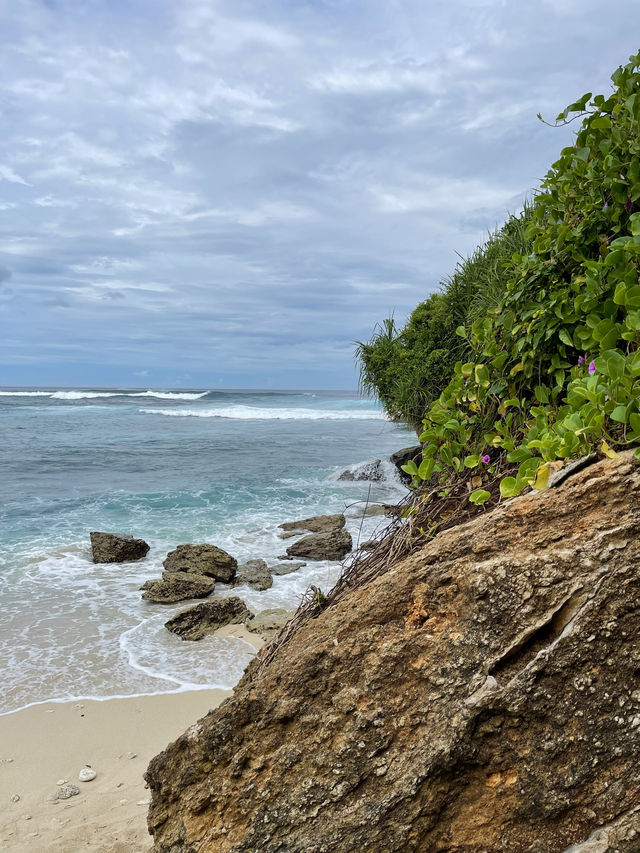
[403,50,640,502]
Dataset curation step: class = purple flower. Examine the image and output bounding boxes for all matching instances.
[588,360,596,375]
[578,355,586,365]
[481,454,491,464]
[626,197,633,213]
[604,201,609,209]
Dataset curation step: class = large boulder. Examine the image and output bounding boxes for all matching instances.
[146,452,640,853]
[389,444,422,482]
[246,608,294,642]
[278,513,345,534]
[163,544,237,583]
[165,598,252,641]
[140,572,214,604]
[233,559,273,591]
[90,531,149,563]
[286,528,352,561]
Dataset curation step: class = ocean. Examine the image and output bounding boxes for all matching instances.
[0,388,412,715]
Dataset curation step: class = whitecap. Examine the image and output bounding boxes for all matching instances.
[0,391,52,397]
[127,391,209,401]
[50,391,121,400]
[139,405,386,421]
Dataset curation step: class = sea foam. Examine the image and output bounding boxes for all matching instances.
[139,405,386,420]
[0,389,209,401]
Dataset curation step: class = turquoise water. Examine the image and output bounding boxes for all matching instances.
[0,388,411,714]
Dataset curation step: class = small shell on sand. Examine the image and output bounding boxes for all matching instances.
[10,794,20,803]
[56,779,67,785]
[78,767,97,782]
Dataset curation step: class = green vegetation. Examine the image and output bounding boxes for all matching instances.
[356,208,534,432]
[359,50,640,504]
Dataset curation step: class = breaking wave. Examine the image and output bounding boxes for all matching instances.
[140,405,386,421]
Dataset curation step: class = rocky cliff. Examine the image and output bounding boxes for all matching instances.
[146,452,640,852]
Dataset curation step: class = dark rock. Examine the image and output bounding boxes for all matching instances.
[246,608,294,641]
[146,451,640,853]
[140,572,214,604]
[348,503,394,518]
[270,561,306,576]
[338,460,384,482]
[233,560,273,591]
[279,513,345,534]
[163,544,237,583]
[90,531,149,563]
[286,528,352,561]
[389,444,422,482]
[165,597,252,641]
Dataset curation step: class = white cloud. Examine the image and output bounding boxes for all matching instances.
[0,165,32,186]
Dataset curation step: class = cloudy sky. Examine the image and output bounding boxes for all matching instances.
[0,0,636,389]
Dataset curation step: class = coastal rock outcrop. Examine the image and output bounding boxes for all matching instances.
[146,452,640,853]
[90,531,150,563]
[390,444,422,482]
[163,544,237,583]
[285,528,352,560]
[246,608,294,641]
[165,598,252,641]
[141,572,214,604]
[233,559,273,591]
[270,561,306,576]
[279,513,345,534]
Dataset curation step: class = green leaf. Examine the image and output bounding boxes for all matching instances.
[417,457,435,480]
[469,489,491,506]
[534,385,550,404]
[475,364,490,386]
[455,325,467,338]
[558,328,573,347]
[610,405,629,423]
[507,447,533,463]
[499,477,520,499]
[464,454,480,468]
[401,461,419,476]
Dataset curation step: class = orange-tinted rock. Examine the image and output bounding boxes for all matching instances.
[146,452,640,852]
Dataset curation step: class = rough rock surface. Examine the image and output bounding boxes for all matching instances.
[165,598,252,641]
[279,513,345,533]
[348,503,395,518]
[390,444,423,482]
[146,452,640,853]
[270,561,306,576]
[141,572,214,604]
[338,460,384,482]
[285,528,352,561]
[163,544,237,583]
[90,531,149,563]
[233,559,273,591]
[246,608,295,641]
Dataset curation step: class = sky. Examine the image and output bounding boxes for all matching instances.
[0,0,637,390]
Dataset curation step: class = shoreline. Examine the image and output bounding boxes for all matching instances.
[0,626,262,852]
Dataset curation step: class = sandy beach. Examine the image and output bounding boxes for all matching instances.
[0,626,261,852]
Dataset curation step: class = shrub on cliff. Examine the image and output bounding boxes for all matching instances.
[403,50,640,503]
[356,208,533,432]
